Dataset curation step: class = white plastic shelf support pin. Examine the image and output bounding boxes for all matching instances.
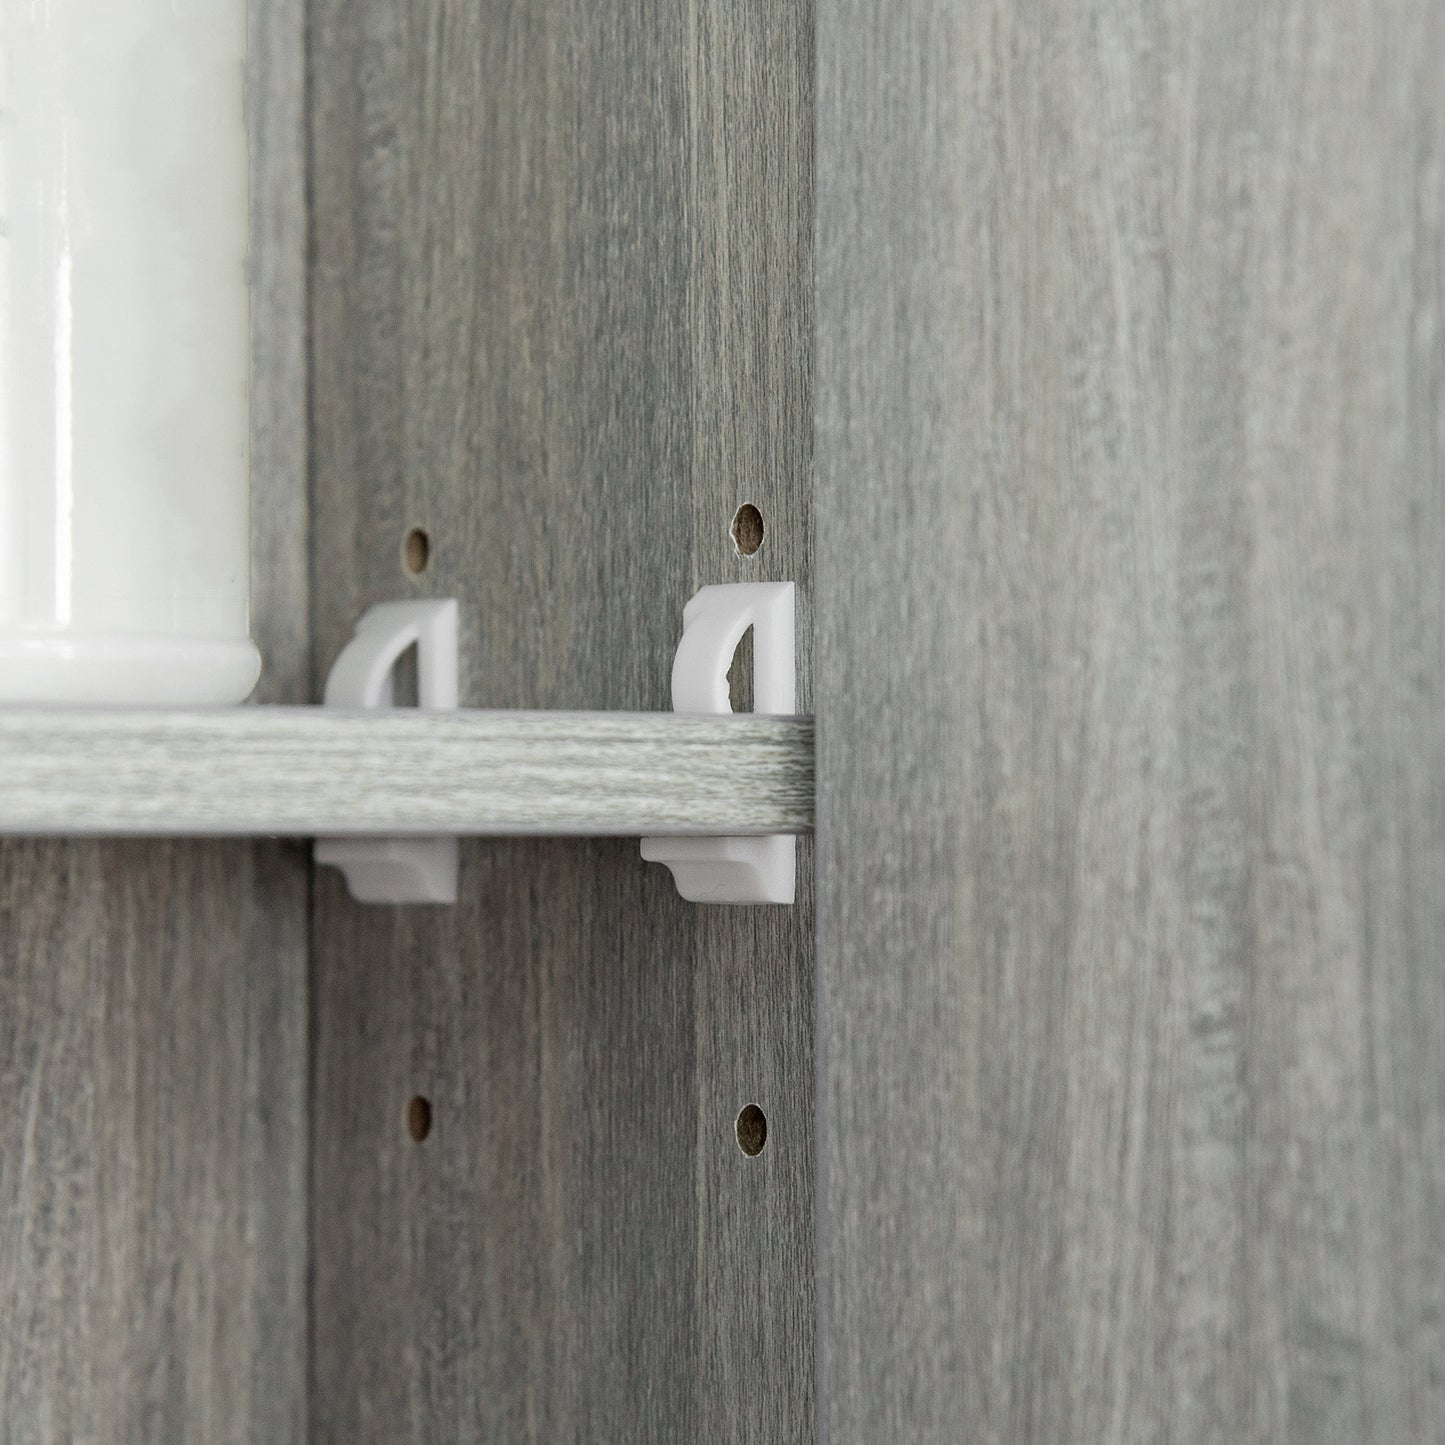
[0,592,814,900]
[641,582,797,904]
[314,600,461,904]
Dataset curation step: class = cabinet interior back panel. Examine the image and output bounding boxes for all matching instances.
[307,3,814,1440]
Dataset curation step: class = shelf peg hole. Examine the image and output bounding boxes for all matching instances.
[731,504,765,558]
[407,1095,433,1142]
[735,1103,767,1156]
[403,527,431,576]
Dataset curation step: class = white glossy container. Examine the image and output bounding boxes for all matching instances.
[0,0,260,704]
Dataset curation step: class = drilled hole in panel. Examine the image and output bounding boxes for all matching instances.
[407,1096,432,1142]
[736,1104,767,1157]
[402,527,431,576]
[731,504,764,558]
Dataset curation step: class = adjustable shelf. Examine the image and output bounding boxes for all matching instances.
[0,708,814,839]
[0,583,810,905]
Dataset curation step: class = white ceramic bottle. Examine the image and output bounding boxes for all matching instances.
[0,0,260,704]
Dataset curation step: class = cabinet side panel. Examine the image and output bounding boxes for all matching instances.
[816,1,1445,1441]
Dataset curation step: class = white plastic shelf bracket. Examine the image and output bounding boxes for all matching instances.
[314,599,461,904]
[641,582,797,904]
[0,592,813,905]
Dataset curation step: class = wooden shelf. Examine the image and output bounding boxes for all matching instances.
[0,709,814,838]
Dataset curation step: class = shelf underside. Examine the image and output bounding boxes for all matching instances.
[0,709,814,837]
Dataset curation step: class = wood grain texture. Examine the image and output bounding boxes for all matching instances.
[816,2,1445,1442]
[0,711,814,837]
[248,0,312,707]
[0,5,310,1440]
[307,0,813,1441]
[0,841,307,1444]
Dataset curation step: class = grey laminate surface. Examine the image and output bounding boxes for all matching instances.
[307,1,813,1441]
[816,3,1445,1442]
[0,711,815,837]
[0,841,307,1444]
[248,0,312,708]
[0,4,310,1439]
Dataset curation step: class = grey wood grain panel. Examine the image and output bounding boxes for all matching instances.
[0,6,309,1439]
[816,2,1445,1442]
[687,9,815,1442]
[248,0,311,707]
[307,0,813,1440]
[0,711,814,837]
[0,840,307,1445]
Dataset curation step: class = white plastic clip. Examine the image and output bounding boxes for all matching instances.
[641,582,796,904]
[315,600,460,904]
